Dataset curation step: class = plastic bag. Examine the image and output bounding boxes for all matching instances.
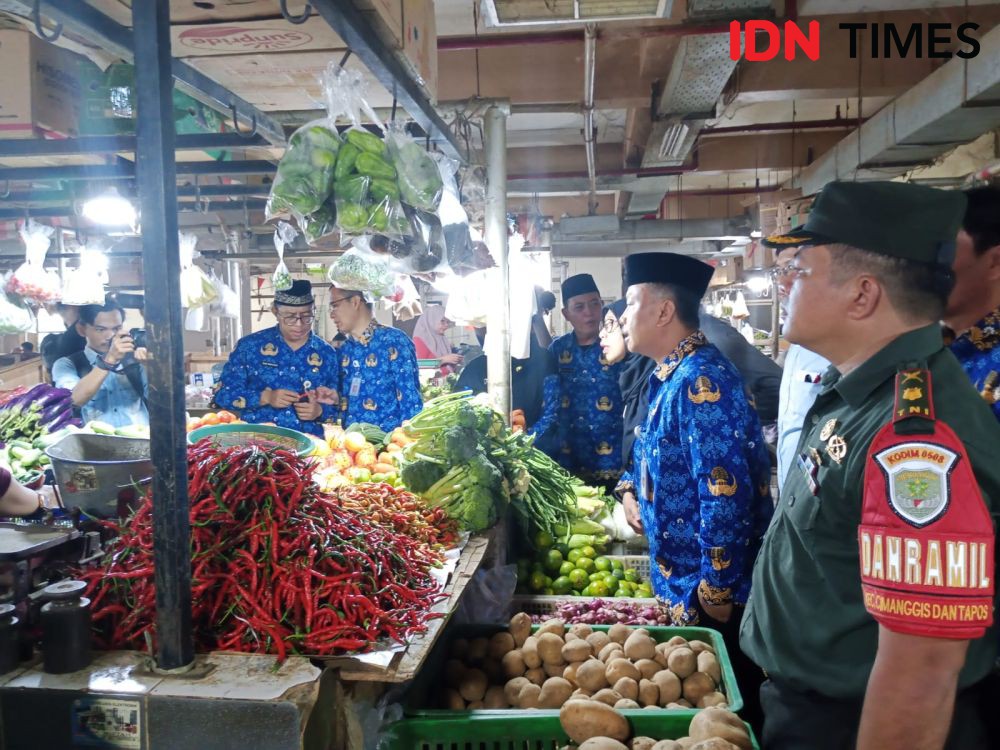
[403,204,448,273]
[272,222,296,291]
[266,120,342,223]
[178,232,218,308]
[445,267,496,328]
[327,247,397,300]
[61,243,108,306]
[207,272,240,319]
[385,274,422,322]
[7,220,60,304]
[433,153,476,273]
[385,123,442,212]
[0,284,34,334]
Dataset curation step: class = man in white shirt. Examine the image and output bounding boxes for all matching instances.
[774,246,831,488]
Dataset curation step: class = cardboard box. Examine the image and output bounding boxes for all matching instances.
[0,29,93,138]
[402,0,438,101]
[357,0,404,48]
[171,17,347,58]
[709,257,744,287]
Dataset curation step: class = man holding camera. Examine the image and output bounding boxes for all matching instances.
[51,299,148,427]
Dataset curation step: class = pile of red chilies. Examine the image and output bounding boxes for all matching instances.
[79,441,447,659]
[332,483,461,550]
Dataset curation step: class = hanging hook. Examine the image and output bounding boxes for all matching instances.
[390,90,398,125]
[230,103,258,139]
[339,49,353,71]
[32,0,63,42]
[279,0,312,25]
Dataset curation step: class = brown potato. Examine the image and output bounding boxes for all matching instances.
[653,668,682,705]
[502,649,526,679]
[599,643,625,662]
[689,707,752,750]
[559,700,630,744]
[537,618,567,638]
[688,640,715,655]
[676,740,696,750]
[544,661,568,679]
[653,650,671,669]
[624,632,657,661]
[688,741,739,750]
[650,742,682,750]
[605,657,641,685]
[682,672,717,705]
[458,668,488,702]
[579,739,629,750]
[571,688,591,700]
[634,659,661,680]
[522,636,542,669]
[538,633,567,665]
[564,662,581,685]
[564,632,583,642]
[449,638,469,660]
[586,631,611,652]
[632,739,658,750]
[509,612,532,646]
[518,683,542,709]
[608,623,631,645]
[525,667,547,686]
[591,688,623,706]
[489,631,516,660]
[576,659,610,692]
[569,623,594,639]
[638,678,659,707]
[504,677,530,705]
[613,677,639,702]
[615,698,641,710]
[562,639,593,663]
[444,689,465,710]
[666,635,688,648]
[698,691,728,708]
[467,701,484,710]
[445,659,466,688]
[539,677,575,708]
[697,651,721,684]
[668,648,697,679]
[467,637,489,663]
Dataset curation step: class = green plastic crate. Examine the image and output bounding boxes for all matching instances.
[187,423,314,457]
[403,624,742,719]
[380,712,760,750]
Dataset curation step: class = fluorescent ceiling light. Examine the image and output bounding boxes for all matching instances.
[658,122,690,160]
[82,188,136,227]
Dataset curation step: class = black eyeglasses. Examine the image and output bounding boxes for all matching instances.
[277,313,315,324]
[600,317,621,334]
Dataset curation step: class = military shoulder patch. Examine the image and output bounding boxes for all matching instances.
[872,441,957,528]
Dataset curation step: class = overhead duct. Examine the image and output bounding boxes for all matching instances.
[481,0,674,27]
[791,23,1000,195]
[551,216,752,258]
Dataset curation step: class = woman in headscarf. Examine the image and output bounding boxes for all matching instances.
[412,305,464,373]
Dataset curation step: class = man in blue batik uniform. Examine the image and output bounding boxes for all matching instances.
[323,285,422,431]
[215,280,339,436]
[549,273,623,489]
[945,185,1000,418]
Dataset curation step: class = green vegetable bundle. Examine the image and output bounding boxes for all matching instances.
[266,123,343,223]
[333,128,409,238]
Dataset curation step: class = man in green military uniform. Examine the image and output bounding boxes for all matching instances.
[741,181,999,750]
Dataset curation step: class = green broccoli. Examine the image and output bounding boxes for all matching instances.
[443,425,481,464]
[399,460,447,494]
[421,462,503,533]
[466,453,503,489]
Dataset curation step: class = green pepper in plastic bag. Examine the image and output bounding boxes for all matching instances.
[355,152,396,181]
[370,178,400,202]
[334,143,361,181]
[388,139,443,212]
[346,128,386,156]
[302,124,341,153]
[335,175,371,204]
[338,203,370,234]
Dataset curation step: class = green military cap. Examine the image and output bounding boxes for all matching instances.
[763,181,967,266]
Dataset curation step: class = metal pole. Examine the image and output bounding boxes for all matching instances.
[484,102,512,421]
[133,0,194,670]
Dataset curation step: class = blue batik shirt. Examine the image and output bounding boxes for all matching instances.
[337,321,422,431]
[214,326,339,436]
[949,306,1000,420]
[549,332,624,481]
[618,331,773,625]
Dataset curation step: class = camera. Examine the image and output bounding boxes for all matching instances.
[129,328,147,350]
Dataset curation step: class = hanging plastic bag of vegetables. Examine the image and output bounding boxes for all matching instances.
[7,220,61,305]
[385,122,443,213]
[432,152,476,274]
[0,283,34,334]
[61,241,109,306]
[326,246,398,300]
[179,232,218,308]
[272,221,297,292]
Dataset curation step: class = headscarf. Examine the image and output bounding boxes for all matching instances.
[413,305,451,357]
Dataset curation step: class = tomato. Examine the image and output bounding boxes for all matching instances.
[201,413,221,426]
[216,410,237,424]
[343,432,369,454]
[186,418,201,432]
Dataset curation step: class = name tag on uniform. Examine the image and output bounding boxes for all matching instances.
[261,361,278,368]
[349,376,362,398]
[641,459,652,501]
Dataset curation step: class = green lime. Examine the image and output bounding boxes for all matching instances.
[530,571,547,592]
[580,585,593,597]
[614,589,632,598]
[532,561,545,573]
[590,580,610,597]
[575,558,595,574]
[588,572,604,583]
[637,584,653,597]
[580,545,597,559]
[594,556,612,572]
[624,568,640,583]
[544,549,564,573]
[555,543,570,557]
[620,581,635,593]
[543,575,553,588]
[605,577,620,594]
[611,558,624,570]
[534,530,554,549]
[567,549,583,564]
[552,576,573,595]
[568,569,589,589]
[611,568,626,581]
[543,587,555,595]
[559,561,576,577]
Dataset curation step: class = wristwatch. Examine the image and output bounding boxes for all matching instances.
[95,357,120,372]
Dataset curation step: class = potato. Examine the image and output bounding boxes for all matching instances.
[544,661,568,678]
[688,640,715,655]
[676,740,696,750]
[605,658,641,685]
[522,636,542,669]
[666,635,688,648]
[502,649,526,678]
[562,639,593,662]
[599,643,624,662]
[650,742,682,750]
[564,662,581,684]
[689,707,752,750]
[467,701,484,709]
[613,677,639,702]
[509,612,532,646]
[634,658,660,680]
[666,703,687,709]
[668,648,697,679]
[459,668,488,702]
[608,623,631,645]
[579,740,628,750]
[504,676,530,705]
[445,659,466,688]
[537,618,567,638]
[642,704,660,710]
[569,623,594,639]
[591,688,623,706]
[675,699,693,708]
[652,668,682,705]
[682,672,716,705]
[615,698,641,710]
[444,689,465,710]
[489,631,516,660]
[525,667,546,686]
[689,741,739,750]
[518,683,542,709]
[571,688,591,700]
[467,637,489,663]
[538,633,566,665]
[653,650,671,669]
[586,631,611,652]
[576,659,610,692]
[539,677,574,708]
[624,632,656,662]
[564,631,583,642]
[632,738,658,750]
[698,691,728,708]
[449,638,469,660]
[559,699,630,744]
[697,651,721,684]
[638,678,659,707]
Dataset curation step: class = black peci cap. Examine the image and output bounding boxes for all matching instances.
[274,279,314,307]
[623,252,715,299]
[561,273,600,304]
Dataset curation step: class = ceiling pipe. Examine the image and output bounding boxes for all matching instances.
[510,151,699,182]
[701,117,869,135]
[583,25,598,215]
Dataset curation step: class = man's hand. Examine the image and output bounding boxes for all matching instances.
[314,386,340,406]
[697,593,733,624]
[622,491,644,533]
[261,388,299,409]
[440,353,464,366]
[105,333,135,365]
[294,391,322,421]
[134,347,150,362]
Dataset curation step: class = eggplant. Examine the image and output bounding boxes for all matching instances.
[40,399,72,425]
[45,411,76,432]
[2,383,51,412]
[33,388,71,410]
